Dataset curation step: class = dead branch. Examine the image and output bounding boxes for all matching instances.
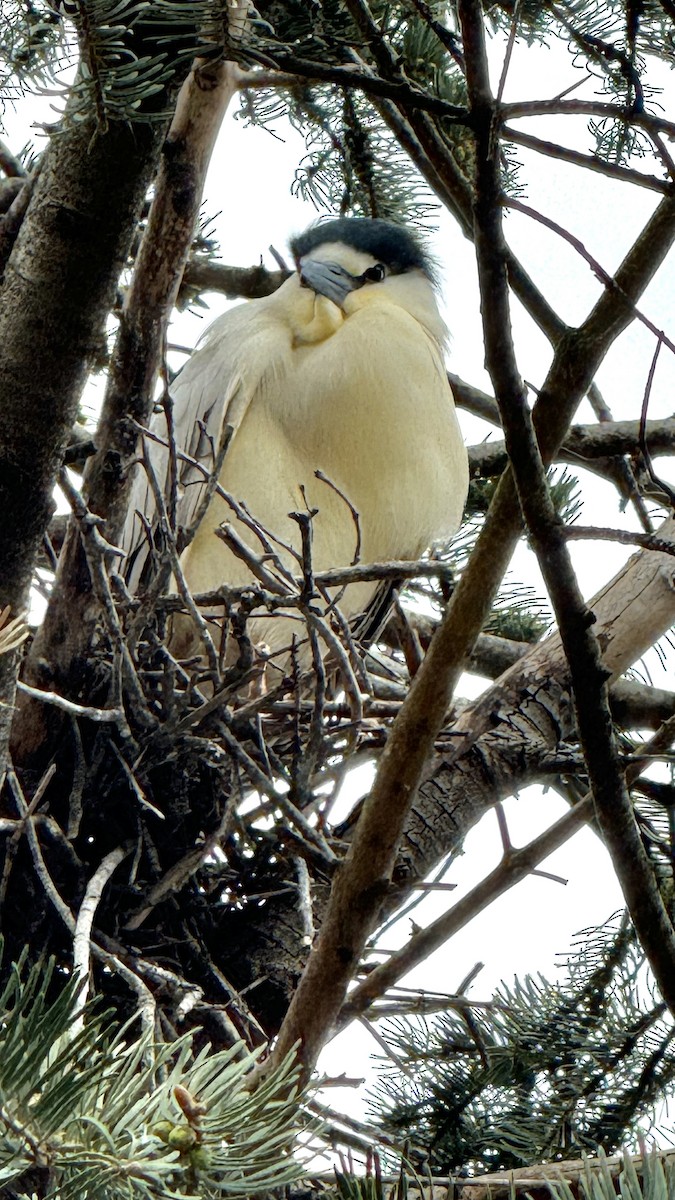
[455,1149,675,1200]
[179,258,288,305]
[73,845,130,1026]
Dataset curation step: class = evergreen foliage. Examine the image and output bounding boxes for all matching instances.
[0,2,66,107]
[0,950,309,1199]
[369,914,675,1175]
[0,0,675,1196]
[552,1145,675,1200]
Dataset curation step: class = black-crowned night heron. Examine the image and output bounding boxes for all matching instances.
[121,217,468,672]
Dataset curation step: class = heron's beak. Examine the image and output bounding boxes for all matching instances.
[299,258,364,309]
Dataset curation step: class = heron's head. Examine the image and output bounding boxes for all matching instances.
[290,217,438,309]
[288,217,446,349]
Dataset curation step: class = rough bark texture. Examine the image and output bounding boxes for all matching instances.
[0,109,172,769]
[392,519,675,901]
[233,525,675,1035]
[13,60,236,763]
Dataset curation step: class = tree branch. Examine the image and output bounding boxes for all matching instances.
[468,416,675,476]
[73,844,130,1028]
[454,1148,675,1200]
[0,75,183,772]
[15,56,239,763]
[457,0,675,1017]
[502,98,675,142]
[466,632,675,732]
[266,0,675,1077]
[339,796,593,1026]
[179,257,288,305]
[234,51,470,123]
[502,124,672,193]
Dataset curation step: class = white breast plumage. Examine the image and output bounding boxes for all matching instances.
[120,218,469,673]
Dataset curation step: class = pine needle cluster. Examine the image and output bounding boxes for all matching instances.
[369,915,675,1175]
[0,951,309,1200]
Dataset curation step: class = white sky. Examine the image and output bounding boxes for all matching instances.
[3,25,675,1140]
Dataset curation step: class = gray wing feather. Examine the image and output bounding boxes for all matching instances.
[119,306,253,592]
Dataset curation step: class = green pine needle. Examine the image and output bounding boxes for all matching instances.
[0,950,311,1200]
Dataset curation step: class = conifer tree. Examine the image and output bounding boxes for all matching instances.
[1,1,675,1194]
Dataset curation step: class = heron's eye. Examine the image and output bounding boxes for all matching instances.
[363,263,386,283]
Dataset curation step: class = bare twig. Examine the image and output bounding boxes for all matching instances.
[359,1014,416,1077]
[59,471,153,735]
[134,418,302,574]
[215,523,292,595]
[294,856,315,948]
[563,526,675,554]
[156,558,458,610]
[67,717,87,840]
[7,767,156,1034]
[639,335,675,505]
[73,845,130,1026]
[109,742,165,821]
[458,0,675,1019]
[125,835,225,932]
[0,763,57,910]
[6,767,74,931]
[215,720,338,868]
[142,436,221,676]
[339,797,593,1027]
[16,681,126,725]
[496,0,520,103]
[507,196,675,360]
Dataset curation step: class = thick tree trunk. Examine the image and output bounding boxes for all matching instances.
[0,109,172,771]
[9,57,237,765]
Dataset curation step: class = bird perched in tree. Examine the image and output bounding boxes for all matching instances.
[121,217,468,674]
